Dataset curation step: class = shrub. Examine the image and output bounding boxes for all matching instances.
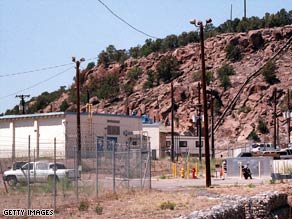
[156,56,180,83]
[247,130,260,142]
[143,70,156,90]
[217,64,235,90]
[95,73,120,99]
[60,100,69,112]
[79,200,89,211]
[123,82,135,95]
[86,62,95,71]
[261,61,279,84]
[127,67,142,81]
[225,44,242,62]
[159,201,176,210]
[238,105,251,114]
[95,204,103,215]
[257,117,269,134]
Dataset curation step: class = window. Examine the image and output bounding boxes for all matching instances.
[107,125,120,135]
[36,163,48,170]
[107,120,120,124]
[22,163,33,170]
[179,141,188,147]
[166,141,171,147]
[49,163,66,170]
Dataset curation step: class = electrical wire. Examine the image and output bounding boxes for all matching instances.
[97,0,159,39]
[0,66,74,100]
[0,63,74,78]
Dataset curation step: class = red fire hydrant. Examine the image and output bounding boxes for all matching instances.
[191,168,196,179]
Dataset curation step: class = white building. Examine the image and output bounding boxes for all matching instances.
[0,112,142,159]
[143,123,205,159]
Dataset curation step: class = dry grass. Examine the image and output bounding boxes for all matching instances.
[1,182,292,219]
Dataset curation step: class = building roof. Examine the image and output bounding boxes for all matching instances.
[0,112,141,121]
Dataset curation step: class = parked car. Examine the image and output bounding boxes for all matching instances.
[276,149,292,159]
[237,152,253,157]
[250,143,274,153]
[3,161,76,186]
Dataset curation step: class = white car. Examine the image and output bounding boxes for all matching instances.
[3,161,76,186]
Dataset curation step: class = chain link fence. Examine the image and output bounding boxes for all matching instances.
[0,135,151,211]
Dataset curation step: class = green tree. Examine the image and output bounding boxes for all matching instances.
[156,56,180,83]
[86,62,95,71]
[127,67,142,81]
[261,61,279,84]
[257,117,269,134]
[217,64,235,90]
[143,70,156,90]
[247,130,260,142]
[60,100,69,112]
[225,44,242,62]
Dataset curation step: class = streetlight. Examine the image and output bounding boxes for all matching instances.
[190,18,212,188]
[72,56,85,169]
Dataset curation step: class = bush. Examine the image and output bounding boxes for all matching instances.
[86,62,95,71]
[257,117,269,134]
[238,105,251,114]
[159,201,176,210]
[261,61,279,84]
[127,67,142,80]
[95,73,120,99]
[143,70,156,90]
[247,130,260,142]
[225,44,242,62]
[217,64,235,90]
[156,56,180,83]
[95,204,103,215]
[60,100,69,112]
[79,200,89,211]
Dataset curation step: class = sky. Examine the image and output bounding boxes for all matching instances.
[0,0,291,114]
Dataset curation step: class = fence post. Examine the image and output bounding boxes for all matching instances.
[258,160,261,178]
[95,139,99,196]
[112,141,116,193]
[53,138,57,212]
[27,135,31,210]
[148,142,151,189]
[126,142,130,189]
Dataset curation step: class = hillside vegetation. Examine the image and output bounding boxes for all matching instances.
[4,9,292,149]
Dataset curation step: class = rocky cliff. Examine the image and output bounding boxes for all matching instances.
[48,25,292,149]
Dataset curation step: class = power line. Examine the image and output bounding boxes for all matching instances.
[0,56,98,78]
[97,0,159,39]
[0,63,73,78]
[0,66,74,100]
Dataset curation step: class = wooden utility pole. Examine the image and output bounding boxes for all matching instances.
[244,0,247,18]
[198,83,202,162]
[15,95,30,114]
[273,88,277,149]
[72,57,85,167]
[171,82,175,162]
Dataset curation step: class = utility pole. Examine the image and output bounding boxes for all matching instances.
[190,18,212,188]
[210,91,215,159]
[244,0,247,18]
[171,82,175,163]
[197,83,202,162]
[72,57,85,168]
[230,4,233,21]
[15,95,30,114]
[273,88,277,149]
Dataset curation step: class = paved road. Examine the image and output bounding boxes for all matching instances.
[151,176,271,191]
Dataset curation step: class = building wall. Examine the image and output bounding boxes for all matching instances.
[165,135,205,155]
[0,113,142,159]
[65,113,142,156]
[143,126,160,159]
[0,115,65,159]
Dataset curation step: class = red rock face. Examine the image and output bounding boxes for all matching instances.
[47,25,292,149]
